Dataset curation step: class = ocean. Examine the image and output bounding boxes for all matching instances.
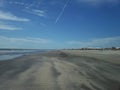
[0,49,48,61]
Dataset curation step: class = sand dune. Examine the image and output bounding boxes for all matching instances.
[0,50,120,90]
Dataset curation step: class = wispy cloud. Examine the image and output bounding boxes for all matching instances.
[67,37,120,48]
[31,9,46,17]
[0,11,30,22]
[0,10,29,31]
[8,1,42,8]
[0,36,52,48]
[0,24,21,31]
[25,1,36,9]
[7,1,45,17]
[0,36,51,44]
[77,0,119,5]
[25,9,46,17]
[40,23,47,27]
[8,1,25,6]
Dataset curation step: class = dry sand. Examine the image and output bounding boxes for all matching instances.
[0,50,120,90]
[62,50,120,64]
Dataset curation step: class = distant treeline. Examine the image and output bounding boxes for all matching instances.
[64,47,120,50]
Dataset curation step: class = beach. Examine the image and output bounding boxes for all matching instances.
[0,50,120,90]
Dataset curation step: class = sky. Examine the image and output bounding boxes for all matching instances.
[0,0,120,49]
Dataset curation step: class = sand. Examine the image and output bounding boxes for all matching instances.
[0,50,120,90]
[62,50,120,64]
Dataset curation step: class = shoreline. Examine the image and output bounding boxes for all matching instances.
[0,50,50,61]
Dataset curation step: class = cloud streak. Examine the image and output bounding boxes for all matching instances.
[0,36,51,44]
[0,11,30,22]
[55,0,71,24]
[0,36,52,48]
[25,1,36,9]
[77,0,119,5]
[0,24,21,31]
[67,36,120,48]
[25,9,46,17]
[8,1,25,6]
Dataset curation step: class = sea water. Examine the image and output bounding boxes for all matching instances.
[0,54,22,61]
[0,49,48,61]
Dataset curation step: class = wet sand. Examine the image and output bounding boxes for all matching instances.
[0,50,120,90]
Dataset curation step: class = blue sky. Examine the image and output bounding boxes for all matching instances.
[0,0,120,49]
